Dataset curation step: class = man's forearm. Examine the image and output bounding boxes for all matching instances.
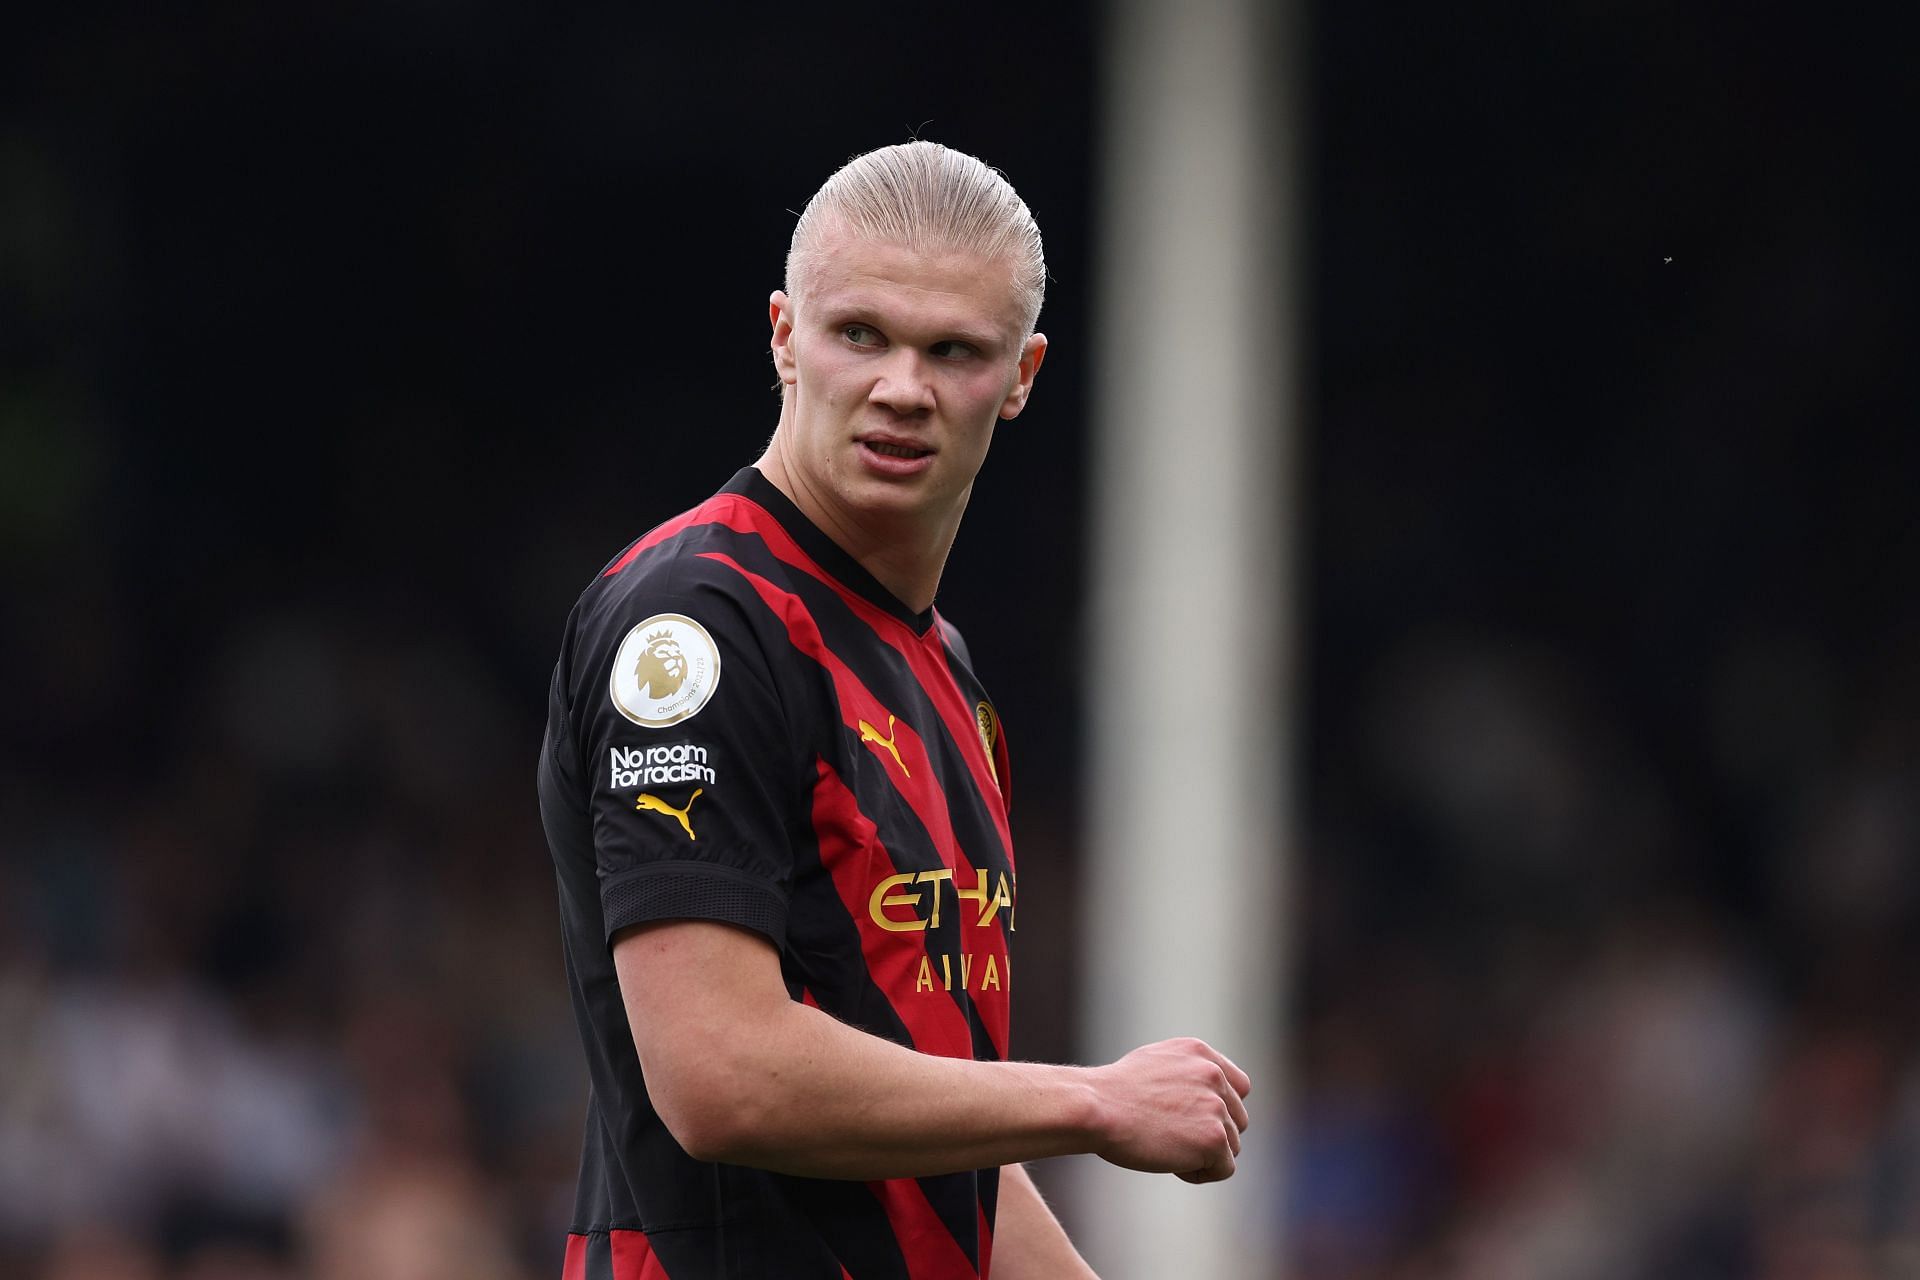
[643,975,1104,1179]
[618,920,1248,1185]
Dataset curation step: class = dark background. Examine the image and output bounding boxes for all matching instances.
[3,4,1914,1278]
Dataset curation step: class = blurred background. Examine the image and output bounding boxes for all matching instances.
[2,3,1913,1278]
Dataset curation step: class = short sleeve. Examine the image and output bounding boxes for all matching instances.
[570,571,801,949]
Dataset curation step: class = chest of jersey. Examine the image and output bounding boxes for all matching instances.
[784,630,1016,1061]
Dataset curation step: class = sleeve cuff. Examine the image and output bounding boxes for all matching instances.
[601,860,788,950]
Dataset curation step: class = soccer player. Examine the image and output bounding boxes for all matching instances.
[537,140,1251,1280]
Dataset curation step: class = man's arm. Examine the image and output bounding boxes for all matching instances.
[614,919,1250,1182]
[991,1162,1098,1279]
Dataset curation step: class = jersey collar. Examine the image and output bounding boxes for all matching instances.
[722,467,938,637]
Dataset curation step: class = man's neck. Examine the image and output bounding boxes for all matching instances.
[753,440,961,616]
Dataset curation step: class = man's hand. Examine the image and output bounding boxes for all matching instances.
[1088,1038,1251,1183]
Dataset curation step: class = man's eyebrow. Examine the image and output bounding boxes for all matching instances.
[935,326,1005,350]
[821,304,1007,351]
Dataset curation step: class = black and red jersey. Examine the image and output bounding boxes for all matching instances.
[537,467,1018,1280]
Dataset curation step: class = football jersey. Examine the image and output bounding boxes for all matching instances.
[538,466,1017,1279]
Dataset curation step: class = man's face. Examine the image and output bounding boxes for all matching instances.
[768,225,1046,535]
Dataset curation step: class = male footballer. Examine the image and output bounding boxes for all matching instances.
[537,140,1251,1279]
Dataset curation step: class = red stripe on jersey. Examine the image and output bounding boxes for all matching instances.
[672,492,870,609]
[609,1228,671,1280]
[864,1177,981,1280]
[562,1234,588,1280]
[702,550,1011,1058]
[601,493,766,577]
[811,758,972,1060]
[699,495,1013,860]
[697,550,957,850]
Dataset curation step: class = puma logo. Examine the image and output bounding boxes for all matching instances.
[636,788,703,840]
[858,713,910,777]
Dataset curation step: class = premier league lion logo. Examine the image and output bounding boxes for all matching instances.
[610,613,720,727]
[633,630,688,699]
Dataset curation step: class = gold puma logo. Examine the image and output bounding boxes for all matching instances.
[858,713,910,777]
[636,788,703,840]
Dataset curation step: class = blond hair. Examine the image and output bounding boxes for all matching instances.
[786,141,1047,337]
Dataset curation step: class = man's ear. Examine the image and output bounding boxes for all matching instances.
[998,332,1048,420]
[769,291,799,387]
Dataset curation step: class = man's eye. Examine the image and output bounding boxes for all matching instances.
[844,325,881,346]
[931,340,976,359]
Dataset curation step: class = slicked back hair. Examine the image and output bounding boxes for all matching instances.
[785,141,1047,339]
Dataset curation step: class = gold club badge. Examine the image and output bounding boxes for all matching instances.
[975,701,999,787]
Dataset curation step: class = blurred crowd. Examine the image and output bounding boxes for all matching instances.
[1287,4,1913,1273]
[1289,629,1920,1279]
[11,609,1919,1280]
[2,603,582,1279]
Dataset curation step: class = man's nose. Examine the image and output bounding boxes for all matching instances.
[869,349,936,413]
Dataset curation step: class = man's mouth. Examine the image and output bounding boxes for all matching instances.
[863,441,932,459]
